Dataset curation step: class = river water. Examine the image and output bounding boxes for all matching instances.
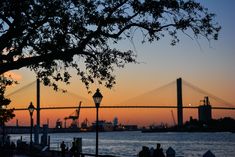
[10,131,235,157]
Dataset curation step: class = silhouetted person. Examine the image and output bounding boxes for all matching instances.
[139,146,150,157]
[154,143,165,157]
[6,136,11,146]
[60,141,66,157]
[70,142,76,157]
[150,147,154,157]
[10,142,16,150]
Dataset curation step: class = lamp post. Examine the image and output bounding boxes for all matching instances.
[28,102,35,150]
[93,89,103,157]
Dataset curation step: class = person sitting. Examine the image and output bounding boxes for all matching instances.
[139,146,150,157]
[153,143,165,157]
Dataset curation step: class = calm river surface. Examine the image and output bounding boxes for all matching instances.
[10,131,235,157]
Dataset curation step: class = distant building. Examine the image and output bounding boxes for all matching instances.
[198,96,212,123]
[113,117,118,127]
[123,125,138,131]
[55,119,63,129]
[92,120,114,131]
[81,118,89,131]
[4,126,33,134]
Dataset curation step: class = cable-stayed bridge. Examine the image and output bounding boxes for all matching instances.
[5,78,235,129]
[6,78,235,110]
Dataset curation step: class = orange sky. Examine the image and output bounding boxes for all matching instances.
[5,71,235,128]
[4,1,235,128]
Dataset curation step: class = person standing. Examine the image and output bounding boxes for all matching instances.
[60,141,66,157]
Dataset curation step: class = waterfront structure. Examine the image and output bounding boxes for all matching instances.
[198,96,212,123]
[55,119,63,129]
[113,117,118,127]
[92,120,114,131]
[123,125,138,131]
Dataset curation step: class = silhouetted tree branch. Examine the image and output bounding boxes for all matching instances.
[0,0,220,90]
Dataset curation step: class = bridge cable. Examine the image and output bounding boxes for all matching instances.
[116,80,175,106]
[183,79,234,107]
[6,80,36,98]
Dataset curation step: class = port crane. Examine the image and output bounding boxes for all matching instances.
[64,101,82,128]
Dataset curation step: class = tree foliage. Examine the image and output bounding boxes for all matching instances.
[0,0,220,90]
[0,75,15,124]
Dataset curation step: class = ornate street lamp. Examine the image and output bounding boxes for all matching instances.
[92,89,103,157]
[28,102,35,150]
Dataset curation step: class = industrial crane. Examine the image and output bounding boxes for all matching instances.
[64,101,82,128]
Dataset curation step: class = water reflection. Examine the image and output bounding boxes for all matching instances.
[10,131,235,157]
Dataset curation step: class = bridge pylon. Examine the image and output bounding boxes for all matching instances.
[177,78,183,127]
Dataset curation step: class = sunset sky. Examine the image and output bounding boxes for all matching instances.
[5,0,235,127]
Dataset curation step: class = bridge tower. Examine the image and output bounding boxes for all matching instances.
[177,78,183,127]
[35,78,40,144]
